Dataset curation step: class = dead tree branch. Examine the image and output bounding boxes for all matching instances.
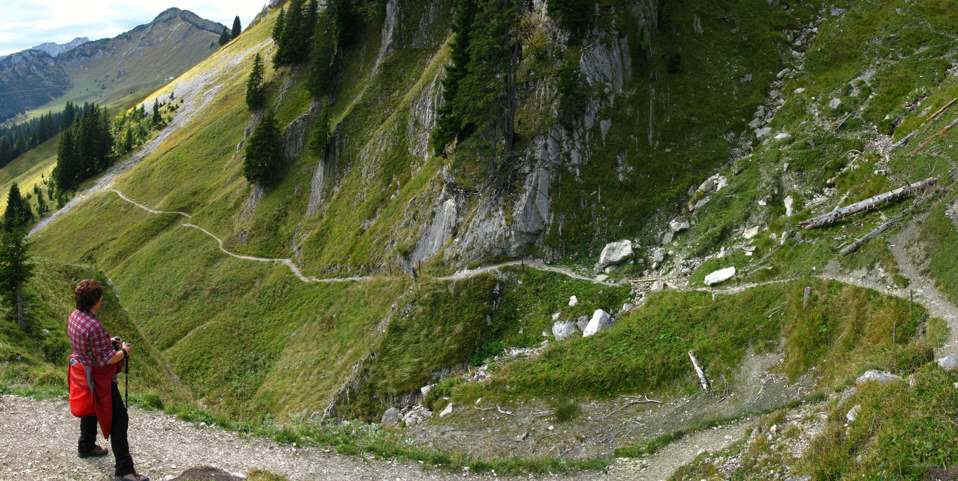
[801,177,937,229]
[689,350,710,393]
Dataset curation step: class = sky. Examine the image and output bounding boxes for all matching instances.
[0,0,266,56]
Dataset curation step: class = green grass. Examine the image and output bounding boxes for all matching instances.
[919,200,958,307]
[456,279,933,403]
[0,134,59,213]
[0,257,191,406]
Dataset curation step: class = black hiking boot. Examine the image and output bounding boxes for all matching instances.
[115,473,149,481]
[78,445,108,458]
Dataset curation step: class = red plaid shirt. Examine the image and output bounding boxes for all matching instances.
[67,309,114,368]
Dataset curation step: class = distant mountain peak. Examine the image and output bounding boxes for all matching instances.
[30,37,89,57]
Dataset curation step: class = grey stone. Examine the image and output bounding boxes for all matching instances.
[598,240,633,268]
[568,295,578,307]
[411,197,458,263]
[743,226,760,240]
[845,404,861,423]
[697,174,728,194]
[439,403,454,418]
[402,405,432,426]
[651,248,666,268]
[420,384,434,396]
[755,127,772,138]
[856,370,902,385]
[829,98,842,109]
[704,267,736,286]
[552,320,580,341]
[785,195,796,217]
[381,407,401,426]
[774,131,791,141]
[669,218,690,233]
[575,315,590,332]
[937,354,958,372]
[583,309,613,337]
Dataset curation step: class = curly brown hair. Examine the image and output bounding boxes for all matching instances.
[75,279,103,312]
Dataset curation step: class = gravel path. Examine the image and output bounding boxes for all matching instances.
[0,395,757,481]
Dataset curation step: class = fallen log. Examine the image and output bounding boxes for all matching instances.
[912,118,958,155]
[839,215,903,256]
[801,177,936,229]
[688,350,710,393]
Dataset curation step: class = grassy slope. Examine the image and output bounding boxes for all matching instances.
[0,257,191,407]
[0,134,59,212]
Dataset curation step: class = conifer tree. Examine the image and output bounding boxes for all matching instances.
[3,184,33,231]
[0,226,32,331]
[307,11,338,98]
[152,101,163,127]
[276,0,305,66]
[219,26,231,46]
[232,16,242,38]
[244,110,284,187]
[309,107,331,156]
[246,53,266,111]
[432,0,477,155]
[272,8,287,43]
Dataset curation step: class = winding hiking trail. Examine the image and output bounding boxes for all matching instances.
[93,188,958,357]
[0,395,753,481]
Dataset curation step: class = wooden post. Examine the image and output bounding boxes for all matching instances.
[689,350,710,393]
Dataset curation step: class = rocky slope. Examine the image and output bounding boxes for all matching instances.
[30,37,90,57]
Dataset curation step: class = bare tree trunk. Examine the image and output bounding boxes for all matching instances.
[839,216,902,256]
[800,178,936,229]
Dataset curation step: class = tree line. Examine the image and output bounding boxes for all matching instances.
[219,16,244,46]
[241,0,377,189]
[1,183,33,331]
[0,102,80,169]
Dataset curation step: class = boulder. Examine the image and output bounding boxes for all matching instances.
[402,405,432,426]
[743,226,760,240]
[439,403,454,418]
[583,309,613,337]
[651,248,666,268]
[575,315,590,332]
[568,295,578,307]
[784,195,795,217]
[937,354,958,372]
[697,174,728,194]
[381,407,401,426]
[755,127,772,138]
[420,384,434,396]
[552,320,579,341]
[704,267,736,286]
[774,132,791,141]
[855,370,902,385]
[829,98,842,109]
[669,218,690,233]
[597,240,634,268]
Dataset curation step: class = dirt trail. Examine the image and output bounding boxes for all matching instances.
[0,395,754,481]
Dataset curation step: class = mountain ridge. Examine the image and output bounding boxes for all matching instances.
[29,37,89,57]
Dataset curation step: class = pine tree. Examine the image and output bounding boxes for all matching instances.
[432,0,477,155]
[276,0,305,66]
[3,184,33,231]
[152,101,163,127]
[244,110,284,187]
[219,26,231,46]
[273,8,287,43]
[309,107,331,156]
[0,226,32,331]
[54,127,77,190]
[246,53,266,111]
[232,16,243,38]
[307,11,338,98]
[34,185,48,218]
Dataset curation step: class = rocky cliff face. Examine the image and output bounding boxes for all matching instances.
[0,50,70,122]
[30,37,89,57]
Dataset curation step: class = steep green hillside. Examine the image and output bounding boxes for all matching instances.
[0,257,191,407]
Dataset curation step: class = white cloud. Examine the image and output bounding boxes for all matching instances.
[0,0,265,56]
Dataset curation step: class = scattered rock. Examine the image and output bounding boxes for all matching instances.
[829,98,842,110]
[651,248,667,268]
[552,320,580,341]
[669,218,690,233]
[568,295,578,307]
[403,405,432,426]
[794,87,806,94]
[381,407,401,426]
[697,174,728,194]
[439,403,454,418]
[704,267,736,286]
[785,195,795,217]
[595,274,609,282]
[755,127,772,138]
[597,240,634,269]
[743,226,760,240]
[575,315,590,332]
[420,384,434,396]
[845,404,861,423]
[169,467,243,481]
[775,132,792,141]
[938,354,958,372]
[582,309,613,337]
[551,312,561,321]
[856,370,902,385]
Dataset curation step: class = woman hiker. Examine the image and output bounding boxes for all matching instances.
[67,279,149,481]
